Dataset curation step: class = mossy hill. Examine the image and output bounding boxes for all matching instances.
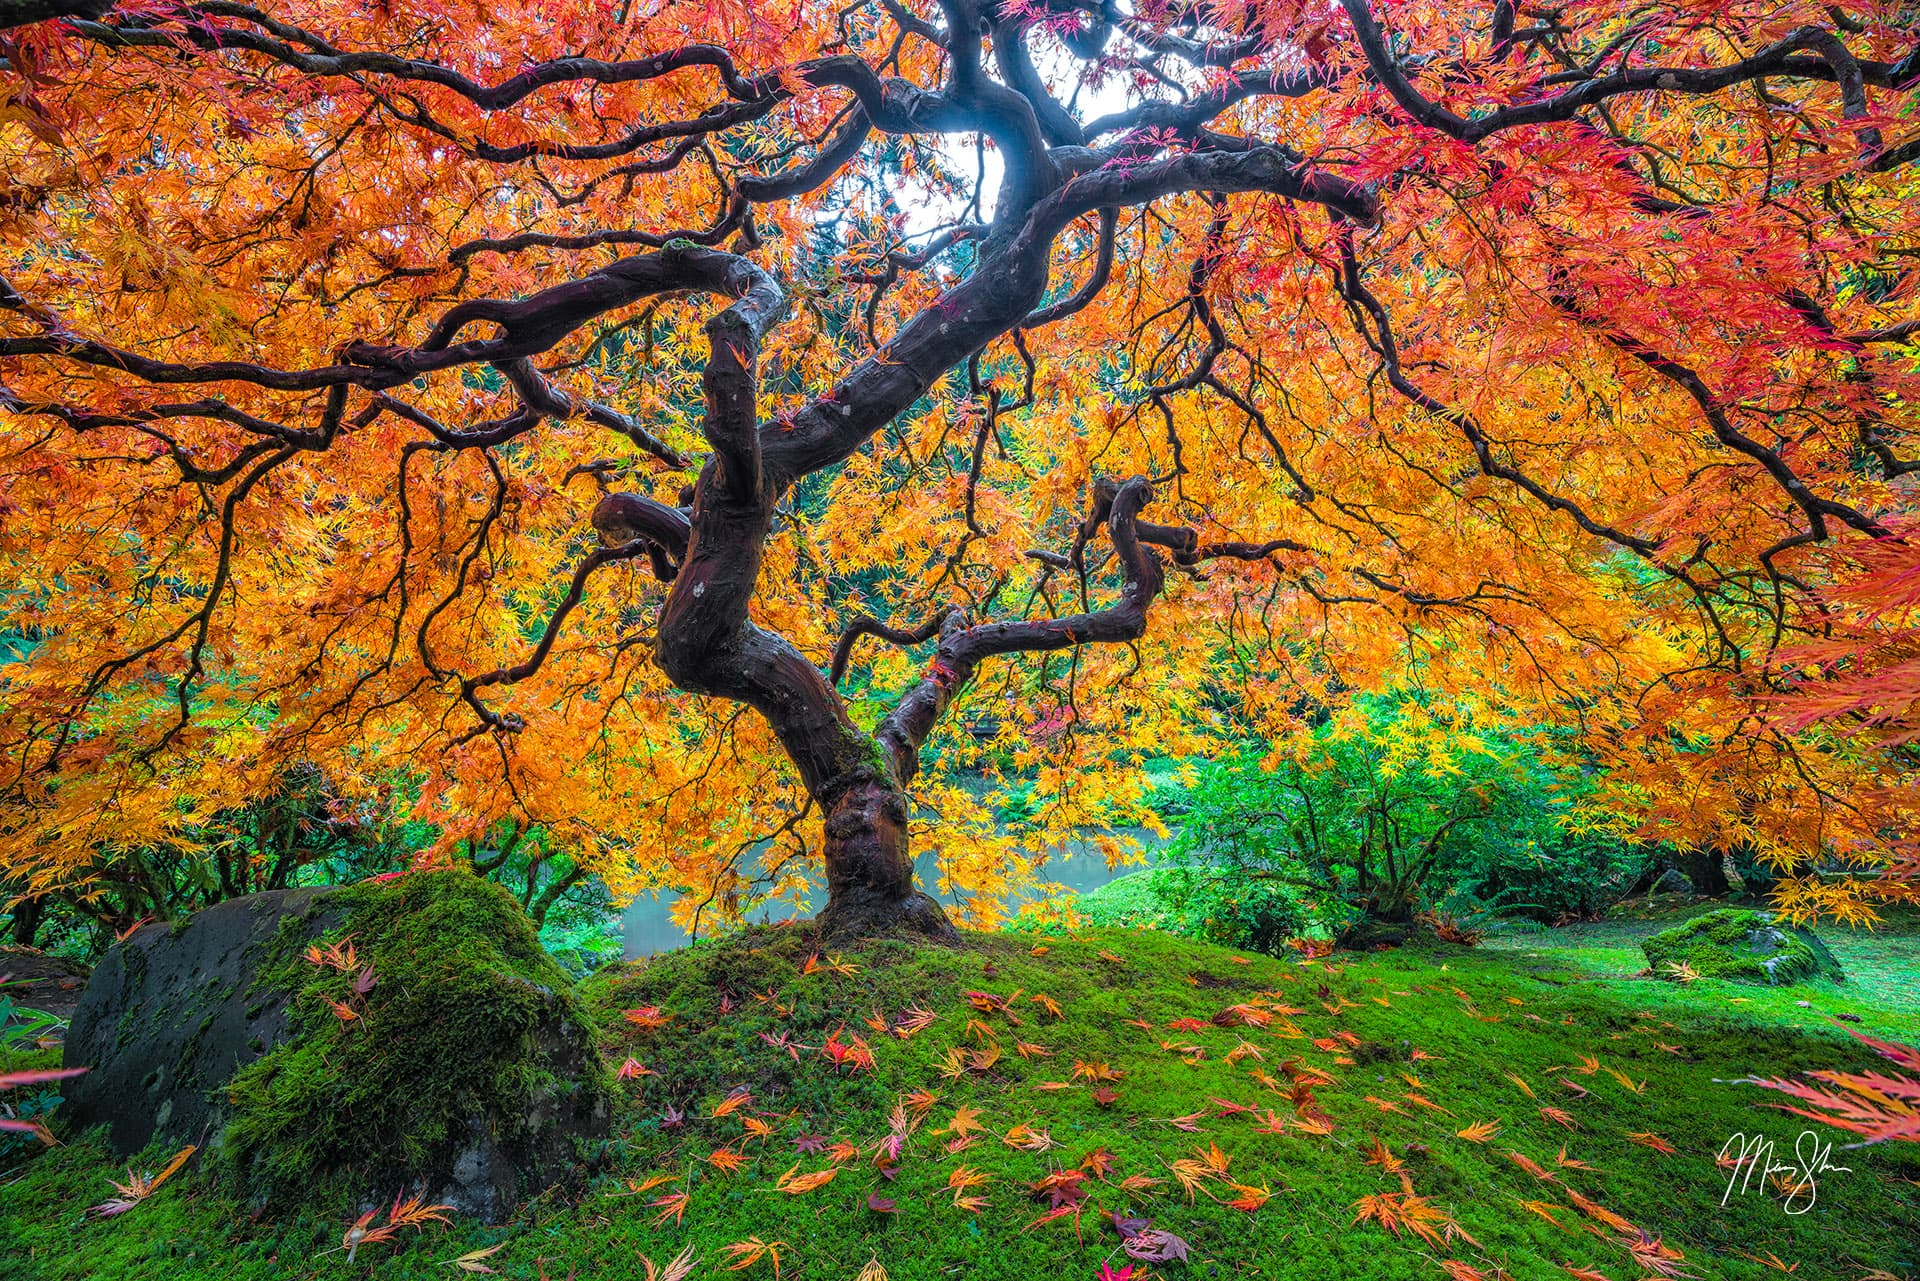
[4,923,1917,1280]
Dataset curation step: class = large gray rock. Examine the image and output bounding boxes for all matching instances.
[62,888,340,1155]
[61,873,609,1220]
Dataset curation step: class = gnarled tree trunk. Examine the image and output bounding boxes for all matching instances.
[1675,846,1732,897]
[7,892,44,947]
[607,241,1216,938]
[818,776,950,939]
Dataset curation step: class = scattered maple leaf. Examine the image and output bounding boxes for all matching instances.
[624,1006,670,1033]
[1121,1227,1191,1262]
[1732,1249,1798,1273]
[1226,1039,1265,1064]
[1352,1191,1478,1249]
[441,1242,508,1274]
[622,1173,676,1196]
[773,1164,837,1195]
[893,1007,937,1038]
[1520,1199,1566,1228]
[1604,1065,1647,1094]
[338,1193,451,1262]
[1565,1187,1635,1234]
[821,1026,876,1072]
[1362,1139,1406,1174]
[1224,1180,1272,1211]
[1507,1150,1555,1181]
[648,1191,690,1227]
[1080,1148,1116,1178]
[1002,1123,1056,1152]
[303,936,358,971]
[937,1104,984,1137]
[639,1244,698,1281]
[87,1145,196,1219]
[720,1237,787,1277]
[1215,1003,1272,1028]
[708,1147,750,1175]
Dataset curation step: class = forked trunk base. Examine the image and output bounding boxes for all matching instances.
[816,778,958,942]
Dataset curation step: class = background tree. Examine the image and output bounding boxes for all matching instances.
[0,0,1914,937]
[1165,691,1653,933]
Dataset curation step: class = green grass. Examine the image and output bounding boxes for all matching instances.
[3,922,1918,1280]
[1482,900,1920,1038]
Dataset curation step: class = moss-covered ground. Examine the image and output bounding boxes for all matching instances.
[4,915,1918,1280]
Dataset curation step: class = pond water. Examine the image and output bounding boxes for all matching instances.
[621,827,1164,957]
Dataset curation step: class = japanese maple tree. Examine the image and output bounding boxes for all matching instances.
[0,0,1914,935]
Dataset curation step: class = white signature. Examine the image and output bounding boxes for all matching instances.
[1718,1130,1852,1214]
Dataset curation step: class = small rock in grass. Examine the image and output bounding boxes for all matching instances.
[1642,909,1844,987]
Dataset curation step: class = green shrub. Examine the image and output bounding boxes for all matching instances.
[1161,694,1655,931]
[1077,867,1319,954]
[1448,821,1650,923]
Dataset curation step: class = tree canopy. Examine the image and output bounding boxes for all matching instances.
[0,0,1915,933]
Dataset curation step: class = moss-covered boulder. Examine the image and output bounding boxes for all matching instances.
[60,871,609,1220]
[1642,908,1845,985]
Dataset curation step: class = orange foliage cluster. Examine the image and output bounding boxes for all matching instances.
[0,0,1914,923]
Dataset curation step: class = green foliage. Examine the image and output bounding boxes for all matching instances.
[0,984,64,1055]
[3,763,424,956]
[1166,694,1652,929]
[1642,908,1846,985]
[0,1041,63,1165]
[537,882,624,979]
[222,871,609,1206]
[1445,805,1651,924]
[1077,866,1318,954]
[0,977,69,1161]
[6,785,615,975]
